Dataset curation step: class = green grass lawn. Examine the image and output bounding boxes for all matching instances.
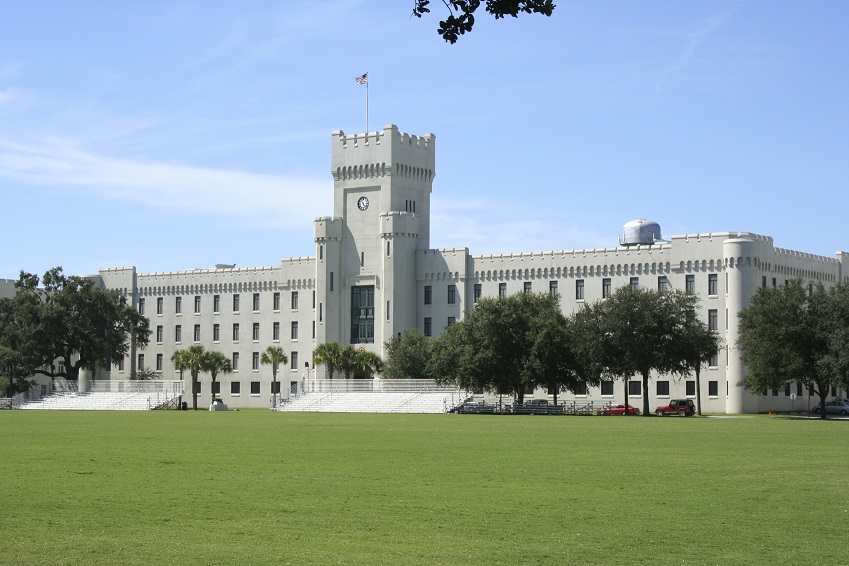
[1,411,847,565]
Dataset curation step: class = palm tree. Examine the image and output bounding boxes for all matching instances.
[338,346,358,379]
[353,350,384,380]
[175,344,207,410]
[313,342,343,380]
[204,350,232,406]
[261,346,288,405]
[171,349,189,408]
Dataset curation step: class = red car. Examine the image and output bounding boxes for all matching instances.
[597,404,640,416]
[655,399,696,417]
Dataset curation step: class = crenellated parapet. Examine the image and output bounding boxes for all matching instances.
[380,211,420,238]
[137,265,280,296]
[314,216,342,242]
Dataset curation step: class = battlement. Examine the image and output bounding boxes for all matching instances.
[331,124,435,181]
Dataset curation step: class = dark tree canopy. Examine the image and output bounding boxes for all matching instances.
[384,330,432,380]
[0,267,150,394]
[412,0,556,43]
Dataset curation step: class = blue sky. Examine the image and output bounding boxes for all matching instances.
[1,1,847,280]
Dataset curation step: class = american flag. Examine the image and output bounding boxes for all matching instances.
[356,72,368,85]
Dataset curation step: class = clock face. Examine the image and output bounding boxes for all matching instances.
[357,196,369,211]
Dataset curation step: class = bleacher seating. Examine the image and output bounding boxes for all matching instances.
[18,381,184,411]
[276,391,467,414]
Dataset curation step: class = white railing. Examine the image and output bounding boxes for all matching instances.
[304,379,456,394]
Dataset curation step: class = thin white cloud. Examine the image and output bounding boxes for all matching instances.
[657,10,736,91]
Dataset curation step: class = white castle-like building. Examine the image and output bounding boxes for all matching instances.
[17,124,849,412]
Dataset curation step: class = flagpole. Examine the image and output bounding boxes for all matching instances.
[366,79,369,134]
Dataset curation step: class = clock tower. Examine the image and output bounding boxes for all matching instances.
[313,124,436,360]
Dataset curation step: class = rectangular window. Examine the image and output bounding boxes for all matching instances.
[797,382,804,397]
[194,295,201,313]
[213,324,220,342]
[523,282,532,294]
[628,381,641,396]
[291,351,298,370]
[784,382,791,397]
[709,381,719,397]
[602,278,611,299]
[251,381,260,395]
[386,301,390,321]
[212,381,221,395]
[350,286,375,344]
[156,297,163,315]
[772,278,777,287]
[233,294,240,312]
[175,325,182,343]
[630,277,639,293]
[424,317,432,337]
[138,298,145,315]
[291,291,299,310]
[499,283,507,299]
[708,274,718,296]
[685,275,695,295]
[156,325,163,343]
[330,272,334,291]
[575,279,584,301]
[312,291,316,308]
[193,324,200,342]
[273,322,280,341]
[601,380,614,396]
[686,380,696,396]
[291,321,298,340]
[252,323,260,341]
[709,352,719,367]
[138,354,145,370]
[708,309,718,331]
[448,284,456,304]
[549,281,558,296]
[573,382,588,396]
[447,316,456,326]
[656,381,670,396]
[253,293,260,312]
[273,292,280,311]
[175,296,182,314]
[312,321,316,339]
[424,285,432,305]
[156,354,163,371]
[658,276,669,294]
[193,381,201,395]
[213,294,220,313]
[252,352,259,371]
[233,323,240,341]
[231,381,240,395]
[232,352,239,371]
[117,358,124,371]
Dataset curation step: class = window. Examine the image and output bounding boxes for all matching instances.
[175,325,182,343]
[709,352,719,367]
[424,317,432,337]
[291,321,298,340]
[797,382,804,397]
[252,323,260,341]
[772,277,777,287]
[194,295,201,313]
[628,381,641,396]
[686,380,696,396]
[424,285,432,305]
[549,281,558,296]
[386,300,390,320]
[251,382,260,395]
[193,324,201,342]
[232,352,239,370]
[709,381,719,397]
[350,286,375,344]
[212,381,221,395]
[156,354,163,371]
[253,293,260,312]
[575,279,584,301]
[291,351,298,370]
[657,380,670,396]
[708,309,718,331]
[273,292,280,311]
[708,274,718,296]
[252,352,259,371]
[602,278,611,299]
[447,316,456,326]
[312,321,316,339]
[762,276,767,288]
[291,291,299,310]
[448,284,456,304]
[156,325,163,343]
[233,294,240,312]
[784,382,791,397]
[271,381,281,394]
[156,297,163,315]
[231,381,240,395]
[630,277,639,292]
[175,296,182,314]
[138,298,145,315]
[137,354,145,370]
[193,381,201,394]
[499,283,507,299]
[685,275,695,295]
[319,245,323,260]
[233,323,240,341]
[213,294,220,313]
[523,282,532,294]
[273,322,280,341]
[117,358,124,371]
[658,276,669,294]
[213,324,220,342]
[601,380,614,396]
[330,272,334,291]
[312,291,316,308]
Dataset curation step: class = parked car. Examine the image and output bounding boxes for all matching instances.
[524,399,550,406]
[655,399,696,416]
[812,399,849,415]
[597,404,640,416]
